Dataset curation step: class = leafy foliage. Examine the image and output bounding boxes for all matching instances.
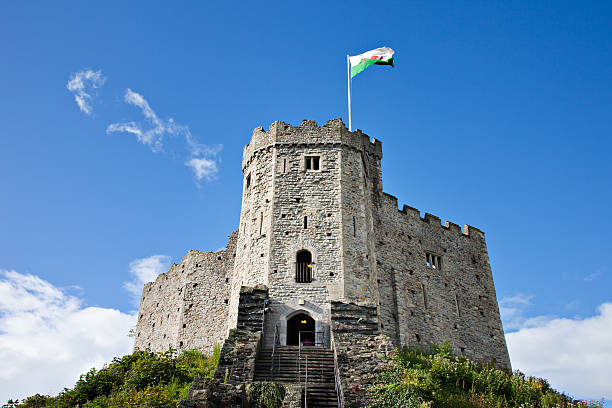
[7,345,220,408]
[365,341,603,408]
[247,382,286,408]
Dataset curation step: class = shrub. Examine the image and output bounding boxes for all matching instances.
[10,347,220,408]
[247,381,286,408]
[365,342,603,408]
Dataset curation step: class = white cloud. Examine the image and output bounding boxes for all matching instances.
[123,255,171,305]
[500,294,557,331]
[66,69,105,115]
[107,89,221,182]
[185,157,218,182]
[0,270,135,403]
[106,89,171,151]
[506,302,612,401]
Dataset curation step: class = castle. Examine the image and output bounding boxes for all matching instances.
[134,118,510,406]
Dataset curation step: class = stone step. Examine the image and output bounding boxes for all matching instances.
[256,361,335,366]
[306,384,338,408]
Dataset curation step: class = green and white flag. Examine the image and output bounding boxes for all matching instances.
[349,47,395,78]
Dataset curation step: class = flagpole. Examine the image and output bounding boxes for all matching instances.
[347,54,352,132]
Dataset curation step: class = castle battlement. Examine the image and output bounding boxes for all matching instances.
[381,192,485,241]
[242,118,382,169]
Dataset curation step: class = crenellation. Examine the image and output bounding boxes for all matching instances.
[423,212,442,225]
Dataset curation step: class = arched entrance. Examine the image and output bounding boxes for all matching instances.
[286,312,315,346]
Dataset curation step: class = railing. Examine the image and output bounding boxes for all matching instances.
[304,355,309,408]
[270,324,280,379]
[261,299,269,334]
[334,347,343,408]
[298,330,325,385]
[298,330,325,348]
[295,262,312,283]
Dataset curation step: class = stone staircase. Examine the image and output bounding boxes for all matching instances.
[254,346,338,407]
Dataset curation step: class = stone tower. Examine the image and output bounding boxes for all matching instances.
[134,118,510,369]
[229,118,383,347]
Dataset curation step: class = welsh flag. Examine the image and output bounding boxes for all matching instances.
[349,47,395,78]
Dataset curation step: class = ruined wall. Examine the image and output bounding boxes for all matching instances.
[134,232,237,353]
[374,193,511,367]
[135,262,187,352]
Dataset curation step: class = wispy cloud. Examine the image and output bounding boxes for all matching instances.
[107,89,221,182]
[500,294,556,331]
[123,255,171,305]
[507,302,612,401]
[0,270,135,403]
[66,69,105,115]
[584,271,602,281]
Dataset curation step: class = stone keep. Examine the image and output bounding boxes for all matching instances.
[134,118,511,367]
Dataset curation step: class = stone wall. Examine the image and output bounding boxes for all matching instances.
[331,301,393,408]
[134,231,238,353]
[236,119,388,348]
[179,285,268,408]
[374,193,511,367]
[137,118,510,372]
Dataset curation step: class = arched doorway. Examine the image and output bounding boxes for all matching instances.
[286,312,315,346]
[295,250,312,283]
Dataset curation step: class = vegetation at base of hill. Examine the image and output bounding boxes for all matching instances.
[364,342,603,408]
[3,345,220,408]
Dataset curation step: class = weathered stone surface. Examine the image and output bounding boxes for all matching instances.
[134,231,237,354]
[179,286,268,408]
[136,118,511,405]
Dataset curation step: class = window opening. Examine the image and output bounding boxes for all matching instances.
[295,250,313,283]
[259,212,263,235]
[421,283,428,309]
[425,252,442,270]
[245,173,251,189]
[455,294,460,316]
[283,158,287,173]
[353,216,356,237]
[305,156,320,171]
[303,216,308,229]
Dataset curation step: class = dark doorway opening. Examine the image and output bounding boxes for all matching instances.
[296,250,312,283]
[287,313,315,346]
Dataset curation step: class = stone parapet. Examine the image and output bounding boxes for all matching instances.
[242,119,382,170]
[331,301,394,408]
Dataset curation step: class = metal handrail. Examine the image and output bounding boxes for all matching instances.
[334,347,343,408]
[270,324,279,379]
[304,355,309,408]
[298,330,325,347]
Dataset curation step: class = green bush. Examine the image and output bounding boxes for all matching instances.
[365,341,603,408]
[247,381,286,408]
[10,347,220,408]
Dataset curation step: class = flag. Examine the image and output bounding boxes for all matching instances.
[349,47,395,78]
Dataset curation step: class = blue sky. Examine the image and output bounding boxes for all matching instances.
[1,1,611,404]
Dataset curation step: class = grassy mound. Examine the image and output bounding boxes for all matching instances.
[364,342,602,408]
[3,345,220,408]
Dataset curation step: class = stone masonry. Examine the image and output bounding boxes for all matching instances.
[135,118,511,371]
